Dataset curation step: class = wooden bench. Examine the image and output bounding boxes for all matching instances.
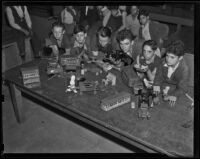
[150,12,193,32]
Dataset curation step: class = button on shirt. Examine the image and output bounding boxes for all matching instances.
[142,22,151,41]
[164,62,180,79]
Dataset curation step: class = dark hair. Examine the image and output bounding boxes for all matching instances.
[52,21,65,30]
[116,29,136,43]
[73,24,86,34]
[142,40,158,51]
[166,40,185,57]
[97,26,112,38]
[137,9,149,20]
[108,6,119,10]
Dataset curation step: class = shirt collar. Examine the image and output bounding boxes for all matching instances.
[164,60,180,71]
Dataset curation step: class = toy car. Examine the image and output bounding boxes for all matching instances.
[138,102,150,119]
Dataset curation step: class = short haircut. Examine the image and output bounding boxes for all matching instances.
[73,24,86,34]
[116,29,136,43]
[142,40,158,51]
[138,9,149,20]
[166,40,185,57]
[52,21,65,30]
[97,26,112,38]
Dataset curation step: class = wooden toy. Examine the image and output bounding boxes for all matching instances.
[21,66,41,88]
[101,92,131,111]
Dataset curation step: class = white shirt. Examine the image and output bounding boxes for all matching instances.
[6,6,32,30]
[142,21,151,41]
[164,62,180,79]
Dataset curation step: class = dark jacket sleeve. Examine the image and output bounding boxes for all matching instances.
[153,59,164,87]
[169,60,189,97]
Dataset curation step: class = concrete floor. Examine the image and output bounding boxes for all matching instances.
[2,84,133,153]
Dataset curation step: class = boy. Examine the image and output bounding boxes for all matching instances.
[133,40,162,88]
[137,9,169,56]
[6,5,42,61]
[125,5,140,37]
[153,40,189,107]
[90,26,113,58]
[70,24,90,60]
[116,29,144,62]
[46,22,71,56]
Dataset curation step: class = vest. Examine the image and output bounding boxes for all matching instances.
[10,6,29,31]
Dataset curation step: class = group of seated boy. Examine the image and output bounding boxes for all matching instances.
[43,8,189,108]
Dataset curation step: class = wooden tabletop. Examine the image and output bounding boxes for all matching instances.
[4,59,194,156]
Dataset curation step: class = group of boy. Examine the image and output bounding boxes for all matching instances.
[44,8,189,108]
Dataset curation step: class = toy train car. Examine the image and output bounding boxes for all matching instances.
[101,92,131,111]
[60,57,80,66]
[21,66,41,88]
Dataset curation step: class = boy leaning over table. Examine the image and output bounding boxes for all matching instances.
[69,24,91,60]
[45,21,72,57]
[153,40,189,107]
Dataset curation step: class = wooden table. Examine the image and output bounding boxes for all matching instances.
[4,59,193,157]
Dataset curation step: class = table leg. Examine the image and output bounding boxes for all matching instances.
[8,83,25,123]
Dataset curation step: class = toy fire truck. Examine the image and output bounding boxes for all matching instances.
[21,66,41,88]
[60,57,80,71]
[138,90,151,119]
[101,92,131,111]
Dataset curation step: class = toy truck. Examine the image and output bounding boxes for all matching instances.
[137,89,152,119]
[21,66,41,88]
[101,92,131,111]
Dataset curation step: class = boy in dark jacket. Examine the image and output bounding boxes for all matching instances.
[153,40,189,107]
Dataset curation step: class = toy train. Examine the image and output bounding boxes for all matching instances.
[21,66,41,88]
[101,92,131,111]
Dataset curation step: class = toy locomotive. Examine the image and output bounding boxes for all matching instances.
[101,92,131,111]
[21,66,41,88]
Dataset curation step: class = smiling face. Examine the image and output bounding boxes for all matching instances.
[119,39,133,54]
[165,53,181,67]
[75,32,86,45]
[139,15,149,25]
[143,45,155,61]
[52,26,65,40]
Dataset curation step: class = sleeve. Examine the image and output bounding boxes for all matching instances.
[5,6,22,30]
[153,60,164,87]
[24,6,32,29]
[102,11,111,27]
[169,63,189,97]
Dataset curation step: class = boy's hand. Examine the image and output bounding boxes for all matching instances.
[168,96,177,107]
[153,86,160,96]
[134,63,140,69]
